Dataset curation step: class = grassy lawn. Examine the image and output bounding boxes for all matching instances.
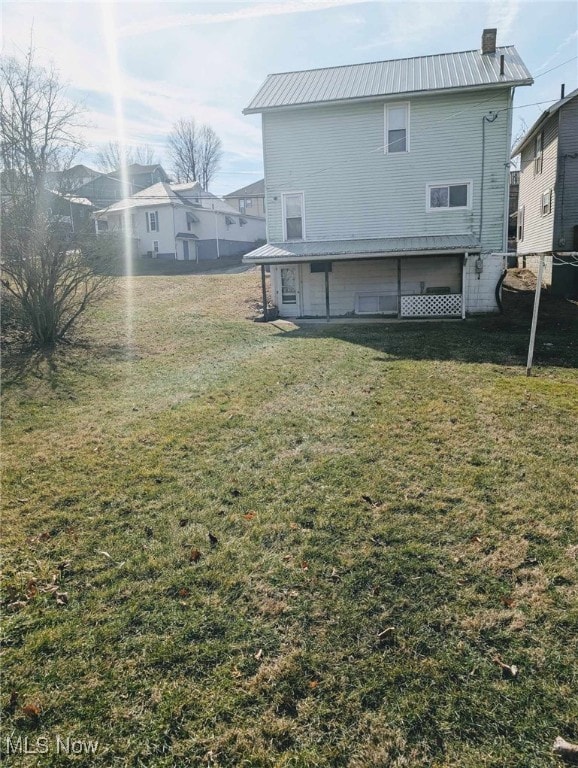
[2,271,577,767]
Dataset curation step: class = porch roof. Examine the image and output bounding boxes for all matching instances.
[242,235,480,264]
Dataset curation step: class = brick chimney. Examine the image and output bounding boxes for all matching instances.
[481,28,497,54]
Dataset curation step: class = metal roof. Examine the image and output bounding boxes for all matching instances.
[511,87,578,156]
[244,46,532,113]
[242,235,481,264]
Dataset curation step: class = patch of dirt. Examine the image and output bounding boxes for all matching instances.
[504,268,538,292]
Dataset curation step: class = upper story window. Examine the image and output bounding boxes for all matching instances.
[146,211,159,232]
[534,131,543,175]
[541,189,552,216]
[427,182,471,211]
[385,102,409,154]
[283,192,305,241]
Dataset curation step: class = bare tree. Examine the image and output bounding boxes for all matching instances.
[198,124,223,191]
[167,118,222,189]
[1,44,114,347]
[0,45,84,198]
[95,140,159,172]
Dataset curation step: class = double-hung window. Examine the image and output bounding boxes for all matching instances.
[427,182,471,211]
[283,192,305,241]
[146,211,159,232]
[541,189,552,216]
[385,103,409,153]
[534,131,543,175]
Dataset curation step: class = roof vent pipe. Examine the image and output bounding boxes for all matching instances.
[482,28,497,55]
[500,54,505,75]
[561,83,566,99]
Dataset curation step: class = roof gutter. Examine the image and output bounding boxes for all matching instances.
[243,79,533,115]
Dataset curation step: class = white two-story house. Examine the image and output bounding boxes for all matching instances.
[242,29,532,319]
[95,181,265,261]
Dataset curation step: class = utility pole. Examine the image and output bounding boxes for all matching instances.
[526,253,545,377]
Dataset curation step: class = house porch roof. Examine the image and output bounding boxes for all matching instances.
[242,235,481,264]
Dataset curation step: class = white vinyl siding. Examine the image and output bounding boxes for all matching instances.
[263,88,510,252]
[517,116,558,254]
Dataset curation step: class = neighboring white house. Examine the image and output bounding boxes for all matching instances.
[95,181,266,261]
[511,87,578,297]
[242,29,533,319]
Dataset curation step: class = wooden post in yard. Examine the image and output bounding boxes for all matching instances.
[526,253,545,376]
[324,262,331,322]
[261,264,268,322]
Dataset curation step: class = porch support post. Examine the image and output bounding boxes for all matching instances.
[324,262,331,322]
[461,252,468,320]
[397,257,402,319]
[260,264,268,322]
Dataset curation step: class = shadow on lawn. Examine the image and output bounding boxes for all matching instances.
[273,289,578,370]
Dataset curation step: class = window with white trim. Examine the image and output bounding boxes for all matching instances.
[245,198,252,208]
[534,131,543,175]
[541,189,552,216]
[153,240,159,254]
[239,199,246,213]
[283,193,304,241]
[146,211,159,232]
[517,205,525,241]
[427,182,471,211]
[385,103,409,153]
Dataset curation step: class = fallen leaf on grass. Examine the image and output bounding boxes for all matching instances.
[208,532,219,547]
[189,548,202,563]
[22,703,41,719]
[178,588,190,598]
[55,591,68,606]
[300,561,309,571]
[254,648,263,660]
[308,680,319,689]
[179,518,189,527]
[470,535,482,544]
[243,512,255,521]
[492,655,519,678]
[501,596,515,608]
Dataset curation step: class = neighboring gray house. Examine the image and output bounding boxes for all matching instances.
[511,87,578,297]
[95,181,265,261]
[242,30,533,319]
[224,179,266,216]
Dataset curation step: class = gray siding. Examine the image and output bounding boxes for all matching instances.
[517,115,558,255]
[263,88,511,252]
[555,97,578,250]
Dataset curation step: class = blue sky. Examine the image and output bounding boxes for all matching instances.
[2,0,577,195]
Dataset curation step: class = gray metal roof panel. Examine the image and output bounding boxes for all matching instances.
[242,235,481,263]
[244,46,532,113]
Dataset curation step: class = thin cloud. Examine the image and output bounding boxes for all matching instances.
[535,29,578,71]
[487,0,521,43]
[118,0,368,38]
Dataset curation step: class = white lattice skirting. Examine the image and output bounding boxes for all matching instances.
[400,294,462,317]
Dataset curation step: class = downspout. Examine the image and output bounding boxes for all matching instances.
[461,252,468,319]
[172,204,177,258]
[480,110,498,246]
[503,88,514,251]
